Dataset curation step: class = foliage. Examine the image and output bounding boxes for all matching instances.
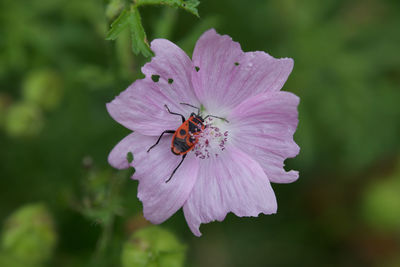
[122,227,186,267]
[0,204,56,266]
[106,0,200,57]
[0,0,400,266]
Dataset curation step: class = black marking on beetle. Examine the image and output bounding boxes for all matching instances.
[168,78,174,84]
[195,66,200,72]
[190,113,204,122]
[179,129,187,135]
[234,62,239,66]
[151,75,160,82]
[188,121,202,133]
[172,137,190,154]
[192,117,202,124]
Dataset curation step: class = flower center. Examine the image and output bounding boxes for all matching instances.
[192,117,229,159]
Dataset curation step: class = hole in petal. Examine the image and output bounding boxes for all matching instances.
[126,152,133,163]
[195,66,200,72]
[151,75,160,82]
[234,62,239,66]
[168,78,174,84]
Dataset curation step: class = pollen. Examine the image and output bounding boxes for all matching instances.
[192,118,229,159]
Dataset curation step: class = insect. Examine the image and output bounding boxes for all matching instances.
[147,103,228,183]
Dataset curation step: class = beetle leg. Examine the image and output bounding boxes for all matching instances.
[164,104,186,123]
[166,154,187,183]
[147,130,175,153]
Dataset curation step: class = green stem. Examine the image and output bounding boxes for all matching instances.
[92,172,127,266]
[153,8,178,39]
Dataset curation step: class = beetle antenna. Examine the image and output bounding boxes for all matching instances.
[180,103,200,115]
[204,115,229,123]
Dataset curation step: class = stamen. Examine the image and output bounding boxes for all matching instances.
[192,118,229,159]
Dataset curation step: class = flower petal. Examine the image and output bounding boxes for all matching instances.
[106,39,199,136]
[108,132,199,224]
[191,29,293,114]
[230,91,300,183]
[142,39,199,108]
[183,147,277,236]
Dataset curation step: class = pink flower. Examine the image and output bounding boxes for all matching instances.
[107,29,299,236]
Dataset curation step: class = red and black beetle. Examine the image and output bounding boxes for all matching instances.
[147,103,228,183]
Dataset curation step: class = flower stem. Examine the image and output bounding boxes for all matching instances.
[92,171,127,266]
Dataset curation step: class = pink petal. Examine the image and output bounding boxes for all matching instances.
[106,39,199,136]
[108,132,199,224]
[191,29,293,113]
[183,147,277,236]
[230,91,300,183]
[141,39,199,107]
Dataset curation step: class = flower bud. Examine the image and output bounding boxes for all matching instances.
[105,0,124,19]
[121,226,186,267]
[22,69,63,111]
[5,102,43,138]
[0,252,28,267]
[1,203,57,265]
[362,167,400,231]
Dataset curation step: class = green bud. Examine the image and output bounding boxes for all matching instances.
[1,203,57,265]
[22,69,63,111]
[5,102,43,138]
[0,252,30,267]
[121,226,186,267]
[105,0,124,19]
[362,171,400,231]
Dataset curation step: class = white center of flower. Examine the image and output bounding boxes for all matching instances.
[192,117,229,159]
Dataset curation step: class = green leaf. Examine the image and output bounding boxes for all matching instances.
[105,8,131,40]
[135,0,200,17]
[180,0,200,17]
[128,6,153,57]
[106,7,153,57]
[106,0,200,57]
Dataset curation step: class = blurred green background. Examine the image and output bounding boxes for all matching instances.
[1,0,400,266]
